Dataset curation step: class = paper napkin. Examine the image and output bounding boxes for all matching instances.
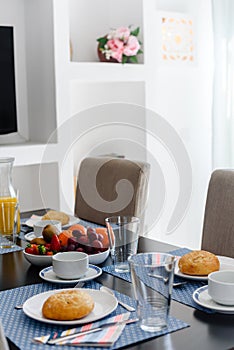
[33,313,130,347]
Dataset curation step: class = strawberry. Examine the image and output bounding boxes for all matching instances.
[50,234,61,252]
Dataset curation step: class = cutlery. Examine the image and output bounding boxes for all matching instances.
[15,281,85,310]
[74,281,85,288]
[147,273,187,287]
[14,304,24,310]
[172,281,188,287]
[100,286,135,312]
[47,318,138,345]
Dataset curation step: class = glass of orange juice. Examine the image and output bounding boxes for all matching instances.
[0,200,18,248]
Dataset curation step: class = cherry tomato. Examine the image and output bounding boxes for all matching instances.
[46,251,53,256]
[25,244,39,255]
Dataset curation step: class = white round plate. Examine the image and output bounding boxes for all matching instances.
[39,264,102,284]
[24,215,79,229]
[175,256,234,281]
[23,288,118,325]
[193,286,234,314]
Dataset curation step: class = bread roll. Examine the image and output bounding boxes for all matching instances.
[178,250,220,276]
[42,210,70,226]
[42,290,94,321]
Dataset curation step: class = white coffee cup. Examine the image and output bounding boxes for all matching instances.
[33,220,61,237]
[208,270,234,305]
[52,251,89,280]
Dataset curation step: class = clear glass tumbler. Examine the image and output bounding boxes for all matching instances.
[105,216,140,273]
[128,252,176,332]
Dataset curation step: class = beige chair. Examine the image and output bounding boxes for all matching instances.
[201,169,234,258]
[0,320,9,350]
[74,157,150,228]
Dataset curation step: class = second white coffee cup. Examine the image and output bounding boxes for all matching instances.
[52,252,89,279]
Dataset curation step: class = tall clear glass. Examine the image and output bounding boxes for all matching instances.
[128,252,175,332]
[105,216,140,273]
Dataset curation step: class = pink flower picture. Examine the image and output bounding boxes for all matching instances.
[97,26,143,64]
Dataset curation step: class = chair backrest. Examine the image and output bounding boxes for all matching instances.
[201,169,234,258]
[74,157,150,228]
[0,320,9,350]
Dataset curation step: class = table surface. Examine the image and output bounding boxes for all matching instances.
[1,210,234,350]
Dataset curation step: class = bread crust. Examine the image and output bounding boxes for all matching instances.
[42,290,94,321]
[178,250,220,276]
[42,210,70,226]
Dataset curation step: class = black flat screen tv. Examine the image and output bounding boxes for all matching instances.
[0,26,17,135]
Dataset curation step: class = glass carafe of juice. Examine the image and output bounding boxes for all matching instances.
[0,157,20,233]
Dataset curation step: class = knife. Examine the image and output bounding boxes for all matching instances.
[47,318,138,345]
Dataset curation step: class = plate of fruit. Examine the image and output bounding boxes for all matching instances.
[23,224,110,266]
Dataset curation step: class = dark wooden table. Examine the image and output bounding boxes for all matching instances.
[1,210,234,350]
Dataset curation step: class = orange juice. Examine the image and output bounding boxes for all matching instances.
[0,197,19,234]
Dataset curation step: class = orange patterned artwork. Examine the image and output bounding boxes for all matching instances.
[161,16,194,62]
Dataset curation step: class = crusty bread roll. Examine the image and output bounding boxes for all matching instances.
[178,250,220,276]
[42,210,70,226]
[42,290,94,321]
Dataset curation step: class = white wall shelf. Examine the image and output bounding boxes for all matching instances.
[68,62,146,82]
[0,142,57,166]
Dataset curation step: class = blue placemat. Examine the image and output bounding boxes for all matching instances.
[0,281,189,350]
[102,248,212,313]
[0,244,23,254]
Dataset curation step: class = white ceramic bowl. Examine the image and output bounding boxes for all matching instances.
[52,251,89,279]
[208,270,234,305]
[23,250,53,267]
[88,248,110,265]
[34,220,61,237]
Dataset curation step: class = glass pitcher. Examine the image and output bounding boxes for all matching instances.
[0,157,20,233]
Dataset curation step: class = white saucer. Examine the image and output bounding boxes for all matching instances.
[39,264,102,284]
[175,256,234,281]
[193,285,234,314]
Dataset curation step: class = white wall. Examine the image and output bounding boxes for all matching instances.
[144,0,213,249]
[70,81,147,174]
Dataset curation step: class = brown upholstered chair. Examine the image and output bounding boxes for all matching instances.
[74,157,150,229]
[201,169,234,258]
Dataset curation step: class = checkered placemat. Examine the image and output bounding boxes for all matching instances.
[102,248,212,313]
[0,281,189,350]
